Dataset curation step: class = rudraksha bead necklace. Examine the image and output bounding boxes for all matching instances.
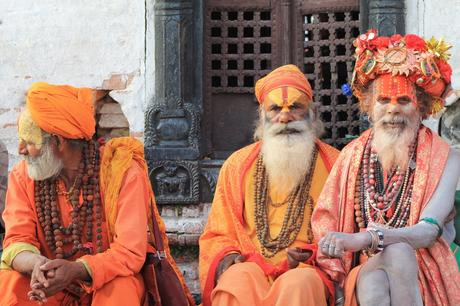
[254,147,318,258]
[35,140,103,259]
[355,133,416,229]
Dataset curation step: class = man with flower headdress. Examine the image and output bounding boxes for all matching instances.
[199,64,339,306]
[0,83,193,305]
[312,30,460,306]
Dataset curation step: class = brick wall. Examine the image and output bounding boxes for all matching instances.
[160,203,211,300]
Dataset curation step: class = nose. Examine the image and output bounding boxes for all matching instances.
[18,140,28,156]
[386,103,400,115]
[278,110,293,124]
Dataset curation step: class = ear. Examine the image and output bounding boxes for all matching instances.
[55,135,66,152]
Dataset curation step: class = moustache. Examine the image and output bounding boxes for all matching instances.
[267,121,308,136]
[376,115,408,127]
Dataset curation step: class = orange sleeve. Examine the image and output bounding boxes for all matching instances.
[2,161,40,251]
[311,148,349,286]
[199,159,245,306]
[79,162,148,291]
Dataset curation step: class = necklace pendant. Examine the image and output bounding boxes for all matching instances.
[409,159,416,170]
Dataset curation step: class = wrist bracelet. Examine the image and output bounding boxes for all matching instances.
[365,229,384,255]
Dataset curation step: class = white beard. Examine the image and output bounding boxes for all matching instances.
[25,140,63,181]
[372,114,420,172]
[261,120,316,197]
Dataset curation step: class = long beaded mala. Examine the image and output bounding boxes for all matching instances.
[354,133,417,229]
[254,147,318,258]
[34,140,104,259]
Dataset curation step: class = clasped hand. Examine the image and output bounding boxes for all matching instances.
[28,259,85,304]
[215,248,313,284]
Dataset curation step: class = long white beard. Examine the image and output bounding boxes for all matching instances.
[25,140,63,181]
[261,120,316,197]
[372,114,420,172]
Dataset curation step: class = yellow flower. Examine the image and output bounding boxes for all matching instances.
[425,37,452,61]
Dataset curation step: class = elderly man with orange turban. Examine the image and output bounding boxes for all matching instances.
[312,31,460,306]
[0,83,193,305]
[199,65,339,306]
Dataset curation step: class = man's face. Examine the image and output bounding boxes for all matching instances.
[263,87,311,128]
[17,110,63,180]
[371,75,420,134]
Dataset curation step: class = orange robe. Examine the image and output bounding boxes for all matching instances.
[311,127,460,306]
[199,140,339,306]
[0,138,192,306]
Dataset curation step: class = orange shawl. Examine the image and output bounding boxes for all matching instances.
[312,127,460,306]
[199,140,339,306]
[100,137,194,305]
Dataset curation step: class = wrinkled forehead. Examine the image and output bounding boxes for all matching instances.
[374,74,416,99]
[18,108,44,147]
[263,86,310,109]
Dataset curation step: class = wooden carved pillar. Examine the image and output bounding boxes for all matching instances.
[360,0,405,35]
[145,0,203,205]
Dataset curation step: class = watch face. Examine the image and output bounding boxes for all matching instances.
[440,99,460,148]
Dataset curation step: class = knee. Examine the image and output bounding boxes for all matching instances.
[357,269,390,305]
[219,262,261,282]
[276,268,322,291]
[358,269,389,293]
[381,243,418,273]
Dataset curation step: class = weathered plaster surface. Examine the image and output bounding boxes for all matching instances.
[0,1,148,168]
[406,0,460,88]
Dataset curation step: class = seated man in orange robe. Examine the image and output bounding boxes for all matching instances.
[312,31,460,306]
[199,64,340,306]
[0,83,192,306]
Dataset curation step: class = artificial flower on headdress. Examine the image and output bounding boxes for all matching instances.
[349,29,453,116]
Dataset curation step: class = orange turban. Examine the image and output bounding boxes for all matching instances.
[26,82,96,140]
[255,64,313,104]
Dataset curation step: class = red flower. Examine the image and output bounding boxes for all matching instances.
[370,36,390,49]
[390,34,403,44]
[405,34,427,51]
[438,60,452,83]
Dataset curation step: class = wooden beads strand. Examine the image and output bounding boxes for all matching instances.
[254,147,318,258]
[34,140,103,259]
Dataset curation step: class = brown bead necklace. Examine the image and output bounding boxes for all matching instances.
[254,147,318,258]
[34,140,104,259]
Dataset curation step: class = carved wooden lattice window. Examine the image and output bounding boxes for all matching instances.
[208,10,273,93]
[204,6,274,159]
[302,10,360,148]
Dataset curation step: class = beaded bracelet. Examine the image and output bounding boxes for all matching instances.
[419,217,443,237]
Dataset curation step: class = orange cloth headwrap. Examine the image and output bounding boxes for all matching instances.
[255,64,313,104]
[26,82,96,140]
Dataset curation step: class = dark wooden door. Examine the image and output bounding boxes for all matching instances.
[202,0,361,160]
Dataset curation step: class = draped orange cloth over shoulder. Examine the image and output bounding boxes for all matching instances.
[312,127,460,306]
[26,82,96,140]
[0,137,193,305]
[199,140,339,306]
[255,64,313,104]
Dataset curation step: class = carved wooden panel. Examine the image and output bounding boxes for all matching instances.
[203,0,361,158]
[299,5,360,148]
[204,1,275,159]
